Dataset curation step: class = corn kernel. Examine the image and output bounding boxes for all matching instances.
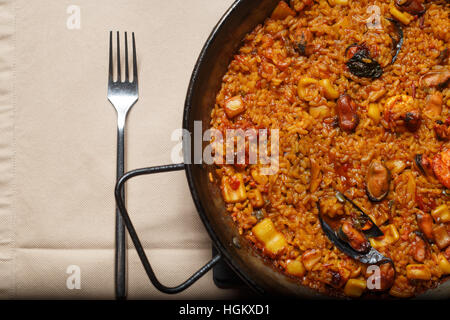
[389,5,413,25]
[297,77,318,100]
[438,254,450,275]
[309,105,330,119]
[224,96,245,118]
[286,259,306,277]
[431,204,450,223]
[406,264,431,280]
[370,224,400,249]
[221,174,247,203]
[368,103,381,123]
[248,189,264,209]
[252,218,287,255]
[344,279,366,298]
[251,168,269,185]
[319,79,340,100]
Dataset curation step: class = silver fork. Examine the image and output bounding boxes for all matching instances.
[108,31,138,300]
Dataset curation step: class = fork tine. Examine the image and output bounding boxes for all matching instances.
[132,32,138,83]
[116,31,121,82]
[124,32,129,82]
[109,31,113,82]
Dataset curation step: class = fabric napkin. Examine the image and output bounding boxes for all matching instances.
[0,0,246,299]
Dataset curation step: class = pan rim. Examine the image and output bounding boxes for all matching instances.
[182,0,264,295]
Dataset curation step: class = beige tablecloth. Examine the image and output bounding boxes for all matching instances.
[0,0,247,299]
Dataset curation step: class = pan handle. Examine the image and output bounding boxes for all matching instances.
[114,163,222,294]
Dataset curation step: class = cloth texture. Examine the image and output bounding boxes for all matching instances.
[0,0,245,299]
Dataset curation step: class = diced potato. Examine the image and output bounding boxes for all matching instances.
[438,253,450,275]
[271,1,296,20]
[252,218,287,255]
[221,174,247,203]
[389,5,413,25]
[309,105,330,119]
[319,79,339,100]
[253,218,276,243]
[432,224,450,249]
[266,233,288,255]
[248,189,264,209]
[344,279,366,298]
[224,96,245,118]
[286,259,306,277]
[431,204,450,223]
[370,224,400,249]
[368,103,381,124]
[251,168,269,185]
[302,249,321,271]
[406,264,431,280]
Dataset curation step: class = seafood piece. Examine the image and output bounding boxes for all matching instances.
[366,160,391,202]
[345,44,383,79]
[432,149,450,189]
[336,94,359,132]
[384,94,421,132]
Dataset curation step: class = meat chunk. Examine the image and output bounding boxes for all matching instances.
[338,222,370,253]
[434,117,450,141]
[432,149,450,189]
[415,154,434,178]
[420,69,450,88]
[224,96,245,119]
[367,262,395,292]
[417,213,434,240]
[293,28,314,57]
[336,94,359,132]
[384,95,421,132]
[325,267,350,289]
[411,235,427,262]
[444,246,450,261]
[424,92,443,118]
[395,0,425,15]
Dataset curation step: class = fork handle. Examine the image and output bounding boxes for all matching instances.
[115,116,127,299]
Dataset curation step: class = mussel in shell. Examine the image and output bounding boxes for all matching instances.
[338,222,371,253]
[345,44,383,79]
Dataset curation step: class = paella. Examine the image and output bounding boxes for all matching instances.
[210,0,449,298]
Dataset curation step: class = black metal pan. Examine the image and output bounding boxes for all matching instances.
[115,0,449,299]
